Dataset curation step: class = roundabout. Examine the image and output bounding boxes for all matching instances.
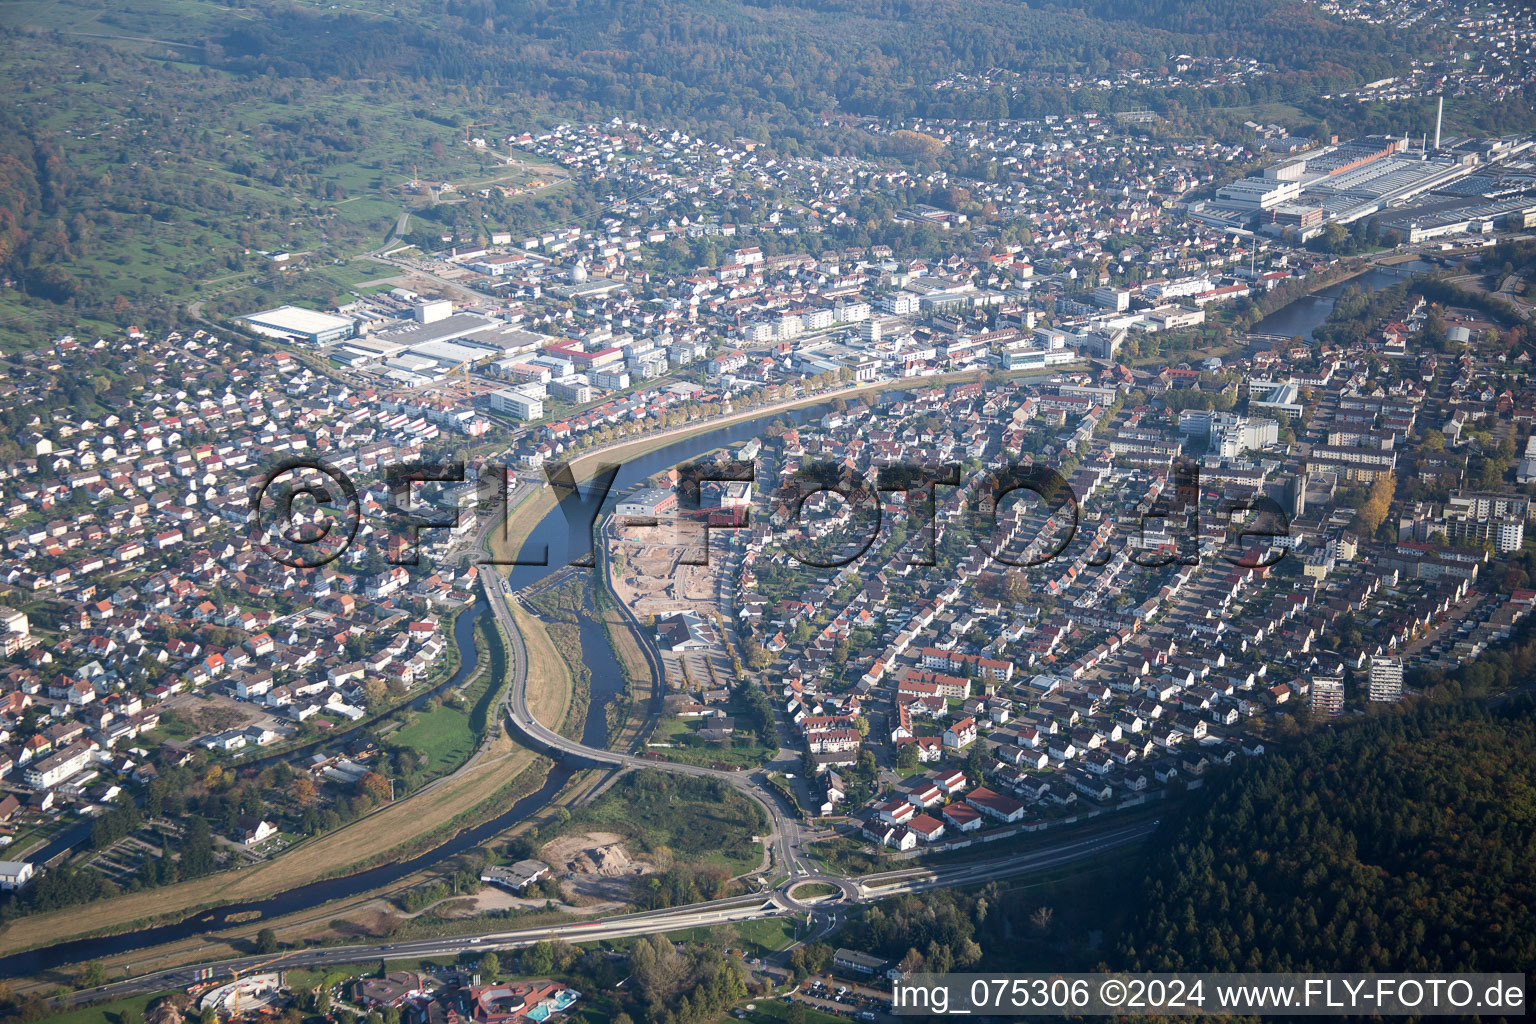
[786,880,841,903]
[775,875,860,912]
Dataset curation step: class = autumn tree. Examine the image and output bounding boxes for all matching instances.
[362,678,388,708]
[1003,571,1032,606]
[1354,472,1396,538]
[630,933,688,1005]
[743,641,770,671]
[292,776,318,807]
[358,772,392,802]
[889,130,944,164]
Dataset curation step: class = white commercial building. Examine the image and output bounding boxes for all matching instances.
[1093,287,1131,312]
[488,388,544,421]
[0,861,35,891]
[413,299,454,323]
[1215,176,1303,211]
[590,368,631,390]
[241,306,355,345]
[24,743,93,790]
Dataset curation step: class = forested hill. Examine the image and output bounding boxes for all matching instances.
[1118,696,1536,974]
[0,0,1484,339]
[209,0,1415,122]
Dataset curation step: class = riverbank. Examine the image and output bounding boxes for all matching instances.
[0,602,572,966]
[1,365,1046,980]
[1251,257,1435,340]
[484,364,1057,566]
[479,369,1037,763]
[511,599,584,740]
[594,565,654,752]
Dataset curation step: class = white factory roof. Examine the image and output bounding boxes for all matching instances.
[242,305,354,335]
[382,369,432,387]
[385,354,441,373]
[339,337,408,359]
[370,312,506,350]
[405,339,502,367]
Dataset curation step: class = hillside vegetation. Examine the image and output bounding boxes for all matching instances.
[1121,696,1536,973]
[0,0,1456,344]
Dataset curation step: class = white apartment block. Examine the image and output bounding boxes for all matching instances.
[1368,655,1403,703]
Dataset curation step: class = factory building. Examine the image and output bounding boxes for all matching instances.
[241,306,355,345]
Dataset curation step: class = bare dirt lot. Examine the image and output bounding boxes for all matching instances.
[540,830,654,903]
[607,519,737,694]
[454,889,624,916]
[608,521,720,620]
[162,691,260,733]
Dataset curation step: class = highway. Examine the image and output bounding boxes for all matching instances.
[460,462,831,893]
[477,562,829,893]
[62,820,1154,1006]
[54,426,1159,1003]
[43,473,1161,1004]
[68,896,788,1006]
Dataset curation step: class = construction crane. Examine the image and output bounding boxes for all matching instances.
[448,358,475,405]
[226,951,297,1019]
[462,122,493,143]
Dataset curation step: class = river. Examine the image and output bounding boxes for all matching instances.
[18,601,495,872]
[1252,259,1436,340]
[0,279,1440,973]
[496,400,851,592]
[0,398,855,978]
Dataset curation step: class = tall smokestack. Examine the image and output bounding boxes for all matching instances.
[1435,97,1443,150]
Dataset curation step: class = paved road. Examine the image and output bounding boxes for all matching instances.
[477,563,826,892]
[61,820,1153,1005]
[67,895,786,1005]
[44,393,1171,1002]
[461,460,824,890]
[50,380,1162,994]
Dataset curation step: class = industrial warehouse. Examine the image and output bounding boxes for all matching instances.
[1189,115,1536,242]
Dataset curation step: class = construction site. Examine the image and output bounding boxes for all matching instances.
[196,971,286,1019]
[539,831,654,904]
[604,514,736,694]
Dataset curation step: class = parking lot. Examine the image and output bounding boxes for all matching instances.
[789,976,892,1020]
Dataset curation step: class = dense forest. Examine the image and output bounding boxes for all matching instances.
[0,0,1531,339]
[820,692,1536,982]
[396,0,1410,122]
[1120,695,1536,973]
